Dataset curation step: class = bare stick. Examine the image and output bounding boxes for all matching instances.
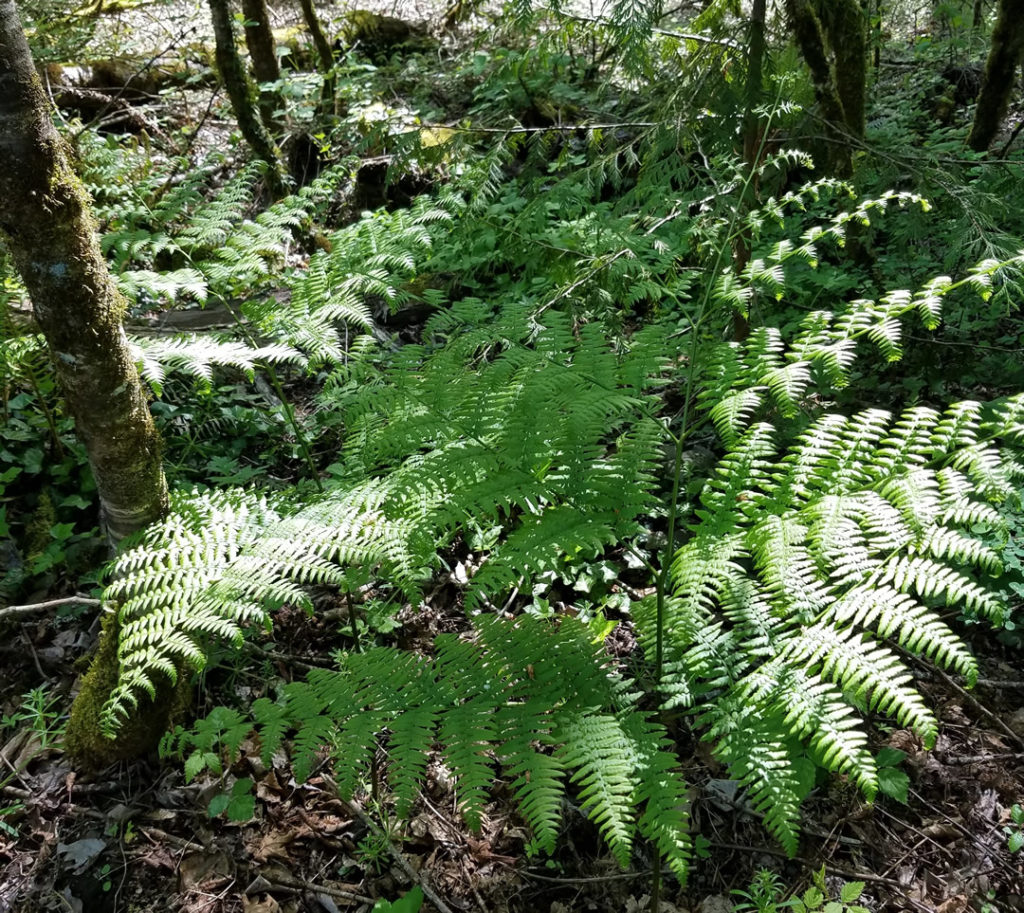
[260,873,375,905]
[344,798,457,913]
[0,596,101,621]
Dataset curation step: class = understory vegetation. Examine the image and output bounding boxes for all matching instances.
[2,0,1024,910]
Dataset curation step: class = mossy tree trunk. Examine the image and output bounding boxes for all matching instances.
[821,0,867,139]
[733,0,767,341]
[240,0,280,126]
[208,0,286,197]
[968,0,1024,151]
[784,0,863,176]
[0,0,168,544]
[1,0,177,767]
[298,0,335,112]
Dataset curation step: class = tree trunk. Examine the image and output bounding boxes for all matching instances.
[298,0,335,111]
[240,0,280,126]
[1,0,175,768]
[822,0,867,139]
[734,0,767,341]
[0,0,168,544]
[785,0,854,175]
[968,0,1024,151]
[208,0,286,197]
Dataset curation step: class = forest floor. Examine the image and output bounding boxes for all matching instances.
[2,591,1024,913]
[2,1,1024,911]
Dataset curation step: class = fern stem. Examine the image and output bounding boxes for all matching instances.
[263,364,323,492]
[25,362,64,457]
[345,588,361,652]
[649,97,785,909]
[218,297,324,492]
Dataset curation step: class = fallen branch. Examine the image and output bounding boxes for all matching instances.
[0,596,101,621]
[344,797,457,913]
[255,873,375,906]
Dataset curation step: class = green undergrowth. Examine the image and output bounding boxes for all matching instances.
[3,0,1024,896]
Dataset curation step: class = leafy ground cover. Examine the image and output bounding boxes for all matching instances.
[2,0,1024,911]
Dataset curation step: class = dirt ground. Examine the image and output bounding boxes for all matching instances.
[2,595,1023,913]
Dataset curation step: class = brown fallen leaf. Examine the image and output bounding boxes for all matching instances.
[936,895,969,913]
[242,894,281,913]
[178,849,233,891]
[921,821,961,840]
[255,769,286,802]
[137,844,178,871]
[252,825,313,863]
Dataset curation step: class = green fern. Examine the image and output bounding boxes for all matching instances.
[169,616,692,879]
[93,137,1024,881]
[635,393,1024,853]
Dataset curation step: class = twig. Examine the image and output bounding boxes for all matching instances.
[344,798,457,913]
[261,873,375,905]
[139,826,202,851]
[0,596,101,620]
[521,869,650,883]
[976,678,1024,689]
[536,7,741,48]
[420,120,657,135]
[941,752,1024,764]
[930,664,1024,749]
[998,118,1024,158]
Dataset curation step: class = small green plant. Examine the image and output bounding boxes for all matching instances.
[357,803,403,875]
[0,686,65,752]
[731,868,793,913]
[0,688,66,837]
[208,777,255,823]
[1005,804,1024,854]
[875,747,910,804]
[357,830,393,875]
[732,867,870,913]
[160,706,256,822]
[372,887,423,913]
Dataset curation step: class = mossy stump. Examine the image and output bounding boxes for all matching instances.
[340,11,433,63]
[65,610,185,770]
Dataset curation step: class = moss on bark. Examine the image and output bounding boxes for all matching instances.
[968,0,1024,151]
[0,0,168,544]
[785,0,854,176]
[240,0,281,127]
[64,611,187,769]
[208,0,286,198]
[298,0,336,113]
[0,1,176,766]
[821,0,867,140]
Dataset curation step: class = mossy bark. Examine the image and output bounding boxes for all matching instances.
[208,0,286,197]
[0,0,168,544]
[821,0,867,139]
[785,0,862,176]
[240,0,281,127]
[0,1,177,766]
[786,0,853,175]
[64,611,187,769]
[968,0,1024,151]
[297,0,335,113]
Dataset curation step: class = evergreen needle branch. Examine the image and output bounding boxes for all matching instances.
[426,121,659,135]
[539,8,742,48]
[535,205,687,317]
